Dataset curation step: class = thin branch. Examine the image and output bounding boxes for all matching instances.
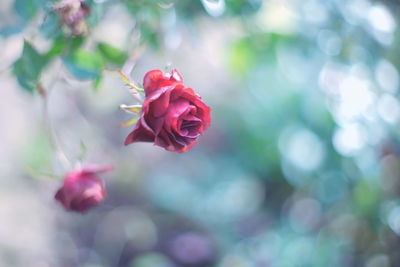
[39,84,72,171]
[38,64,72,171]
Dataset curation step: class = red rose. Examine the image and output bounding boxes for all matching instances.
[125,69,211,153]
[55,164,112,213]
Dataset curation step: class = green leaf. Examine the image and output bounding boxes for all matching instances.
[69,36,85,51]
[97,42,127,66]
[13,40,47,92]
[47,36,84,60]
[45,36,67,59]
[62,49,104,80]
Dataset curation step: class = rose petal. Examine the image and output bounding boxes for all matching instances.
[170,69,183,82]
[143,70,165,95]
[124,119,155,145]
[163,99,190,133]
[154,130,174,150]
[149,88,173,117]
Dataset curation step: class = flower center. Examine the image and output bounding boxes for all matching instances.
[180,119,201,137]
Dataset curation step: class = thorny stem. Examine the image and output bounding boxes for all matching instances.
[119,45,146,103]
[117,69,144,103]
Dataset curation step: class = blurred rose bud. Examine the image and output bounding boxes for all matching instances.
[55,164,112,213]
[54,0,90,36]
[380,140,399,158]
[125,69,211,153]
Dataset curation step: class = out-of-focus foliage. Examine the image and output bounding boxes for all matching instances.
[3,0,400,266]
[13,41,47,91]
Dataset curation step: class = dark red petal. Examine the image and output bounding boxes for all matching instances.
[183,87,196,96]
[170,85,186,101]
[154,130,174,150]
[124,121,155,145]
[143,70,165,96]
[55,189,65,202]
[163,99,191,132]
[181,92,211,129]
[177,141,197,153]
[145,115,164,135]
[80,196,102,211]
[149,87,173,117]
[69,197,95,212]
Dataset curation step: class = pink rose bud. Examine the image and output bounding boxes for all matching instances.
[54,0,90,36]
[125,69,211,153]
[55,164,112,213]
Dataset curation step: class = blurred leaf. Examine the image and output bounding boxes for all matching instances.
[97,42,127,66]
[69,36,85,51]
[62,49,104,80]
[14,0,38,22]
[23,132,53,174]
[229,38,255,74]
[140,22,160,49]
[13,40,47,92]
[45,36,68,59]
[86,0,105,26]
[40,12,60,38]
[47,36,84,58]
[353,181,380,215]
[25,167,61,179]
[36,0,54,8]
[94,76,102,91]
[229,33,298,75]
[0,22,26,36]
[225,0,262,15]
[131,252,173,267]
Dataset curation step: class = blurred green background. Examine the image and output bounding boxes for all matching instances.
[1,0,400,266]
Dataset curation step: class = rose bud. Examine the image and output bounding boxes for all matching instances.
[53,0,90,36]
[55,164,112,213]
[125,69,211,153]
